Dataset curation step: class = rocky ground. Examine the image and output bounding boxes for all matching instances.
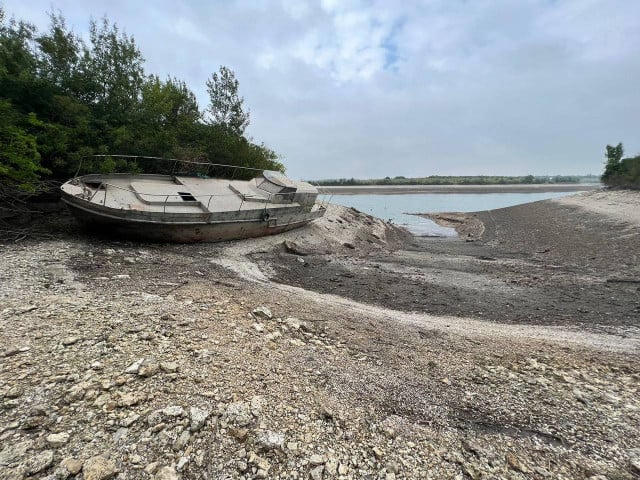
[1,198,639,480]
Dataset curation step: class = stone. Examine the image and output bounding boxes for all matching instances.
[176,457,189,471]
[154,465,181,480]
[25,450,55,474]
[255,430,285,452]
[229,427,249,442]
[253,323,265,332]
[62,336,80,346]
[189,406,210,432]
[285,317,302,330]
[283,240,310,256]
[83,456,118,480]
[309,454,325,465]
[506,453,529,473]
[116,392,144,407]
[386,461,400,474]
[223,402,253,427]
[252,306,272,320]
[65,384,86,402]
[6,386,23,398]
[113,428,129,443]
[161,362,179,373]
[173,430,191,451]
[125,358,144,374]
[163,405,185,417]
[46,432,70,447]
[372,447,384,459]
[628,448,640,473]
[250,395,265,416]
[310,465,324,480]
[0,441,31,466]
[138,359,160,377]
[61,457,83,475]
[325,458,339,476]
[121,413,140,427]
[248,452,270,472]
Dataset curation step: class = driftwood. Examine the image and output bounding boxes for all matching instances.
[606,277,640,284]
[0,182,61,242]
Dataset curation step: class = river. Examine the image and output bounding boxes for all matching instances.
[326,190,585,236]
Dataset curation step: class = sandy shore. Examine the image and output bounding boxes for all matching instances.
[320,183,600,195]
[1,190,639,479]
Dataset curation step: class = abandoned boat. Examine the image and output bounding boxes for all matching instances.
[60,155,326,242]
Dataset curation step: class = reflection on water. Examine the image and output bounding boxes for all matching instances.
[329,191,580,237]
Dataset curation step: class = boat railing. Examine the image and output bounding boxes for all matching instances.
[80,179,305,213]
[72,155,325,213]
[73,155,270,181]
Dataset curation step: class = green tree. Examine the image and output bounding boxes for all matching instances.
[81,17,145,124]
[0,100,49,191]
[603,142,624,181]
[35,11,83,95]
[205,66,250,135]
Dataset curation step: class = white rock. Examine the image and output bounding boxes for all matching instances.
[189,407,210,432]
[252,306,272,319]
[163,405,186,417]
[284,317,302,330]
[125,358,144,374]
[223,402,253,426]
[310,465,324,480]
[256,430,285,452]
[154,465,181,480]
[46,432,70,447]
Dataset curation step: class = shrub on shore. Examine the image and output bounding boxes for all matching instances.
[602,143,640,188]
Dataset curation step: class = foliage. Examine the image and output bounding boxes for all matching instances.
[0,7,282,191]
[601,142,640,188]
[0,100,49,191]
[205,66,250,136]
[311,175,593,186]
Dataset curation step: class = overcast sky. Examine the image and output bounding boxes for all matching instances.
[3,0,639,179]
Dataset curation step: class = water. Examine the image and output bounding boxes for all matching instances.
[328,191,580,236]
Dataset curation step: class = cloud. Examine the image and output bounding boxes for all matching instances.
[2,0,639,179]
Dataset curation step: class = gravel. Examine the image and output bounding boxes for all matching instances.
[0,201,638,479]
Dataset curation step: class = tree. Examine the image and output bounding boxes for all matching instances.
[205,66,249,135]
[81,17,145,124]
[0,100,49,191]
[35,11,82,95]
[603,142,624,181]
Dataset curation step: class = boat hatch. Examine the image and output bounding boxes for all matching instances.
[258,171,297,194]
[178,192,197,202]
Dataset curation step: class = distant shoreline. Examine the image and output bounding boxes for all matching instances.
[319,183,601,195]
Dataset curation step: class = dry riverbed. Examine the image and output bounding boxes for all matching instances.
[1,192,639,480]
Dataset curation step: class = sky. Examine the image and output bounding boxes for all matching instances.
[2,0,639,180]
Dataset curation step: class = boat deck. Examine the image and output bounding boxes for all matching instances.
[74,175,294,214]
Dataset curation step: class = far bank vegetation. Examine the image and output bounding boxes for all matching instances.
[311,175,598,187]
